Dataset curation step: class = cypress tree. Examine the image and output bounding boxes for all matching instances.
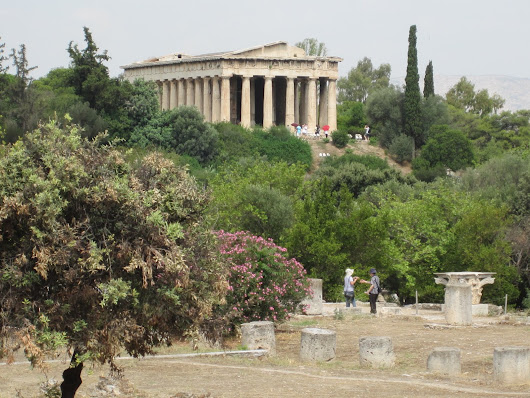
[424,60,434,98]
[403,25,423,149]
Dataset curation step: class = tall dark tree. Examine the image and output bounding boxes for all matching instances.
[0,36,8,73]
[423,60,434,98]
[67,27,111,112]
[6,44,40,135]
[403,25,423,149]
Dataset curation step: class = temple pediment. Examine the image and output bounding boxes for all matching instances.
[125,41,341,67]
[226,41,306,58]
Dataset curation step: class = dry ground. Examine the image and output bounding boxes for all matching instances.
[307,137,412,174]
[2,310,530,398]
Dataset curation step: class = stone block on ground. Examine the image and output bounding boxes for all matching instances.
[300,328,336,361]
[493,346,530,384]
[472,304,489,316]
[381,307,402,315]
[359,336,395,368]
[427,347,461,375]
[240,321,276,356]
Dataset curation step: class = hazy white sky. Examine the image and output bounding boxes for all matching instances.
[2,0,529,81]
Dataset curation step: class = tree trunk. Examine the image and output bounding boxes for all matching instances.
[60,350,84,398]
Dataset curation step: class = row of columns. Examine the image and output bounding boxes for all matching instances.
[159,75,337,131]
[161,76,231,123]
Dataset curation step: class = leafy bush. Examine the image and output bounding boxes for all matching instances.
[389,134,414,163]
[331,130,350,148]
[322,151,390,171]
[215,231,311,326]
[250,127,312,169]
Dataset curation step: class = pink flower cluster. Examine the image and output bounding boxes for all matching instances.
[216,230,311,325]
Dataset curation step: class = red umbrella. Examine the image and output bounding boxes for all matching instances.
[322,125,330,131]
[291,123,299,127]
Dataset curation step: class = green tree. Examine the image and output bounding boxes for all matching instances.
[337,57,391,103]
[130,106,219,165]
[423,60,434,98]
[446,77,505,116]
[365,86,404,148]
[0,36,8,73]
[421,95,449,139]
[403,25,423,149]
[416,125,475,171]
[295,38,327,56]
[0,120,228,396]
[337,101,366,133]
[5,44,41,137]
[208,159,306,240]
[67,27,110,111]
[313,154,414,197]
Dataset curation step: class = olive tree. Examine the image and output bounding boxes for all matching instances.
[0,119,227,396]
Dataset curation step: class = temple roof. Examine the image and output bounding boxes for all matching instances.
[122,41,341,69]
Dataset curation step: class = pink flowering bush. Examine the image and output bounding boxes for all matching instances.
[215,230,311,326]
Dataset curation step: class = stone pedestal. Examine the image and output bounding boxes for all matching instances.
[493,347,530,384]
[300,278,323,315]
[445,283,473,325]
[300,328,336,361]
[359,336,395,368]
[434,272,495,326]
[427,347,461,375]
[241,321,276,356]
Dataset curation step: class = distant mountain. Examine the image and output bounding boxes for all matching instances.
[391,75,530,112]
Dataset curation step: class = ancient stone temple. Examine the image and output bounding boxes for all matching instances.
[121,41,342,132]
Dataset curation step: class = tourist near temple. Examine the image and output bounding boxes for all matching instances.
[121,41,342,132]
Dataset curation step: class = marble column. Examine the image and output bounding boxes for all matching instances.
[263,76,273,129]
[186,78,195,106]
[212,77,221,122]
[169,80,177,109]
[285,77,295,128]
[300,79,307,124]
[294,80,300,124]
[250,78,256,125]
[327,79,337,132]
[157,82,162,109]
[241,76,251,128]
[161,80,170,110]
[307,78,317,131]
[319,78,328,127]
[203,77,212,122]
[194,78,203,113]
[177,79,186,108]
[220,76,231,122]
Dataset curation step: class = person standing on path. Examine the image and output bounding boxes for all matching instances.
[344,268,359,307]
[364,125,370,141]
[360,268,380,314]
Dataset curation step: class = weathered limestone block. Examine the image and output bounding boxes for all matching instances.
[300,278,323,315]
[493,347,530,384]
[359,336,395,368]
[381,307,402,315]
[472,304,489,316]
[427,347,461,375]
[240,321,276,356]
[300,328,336,361]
